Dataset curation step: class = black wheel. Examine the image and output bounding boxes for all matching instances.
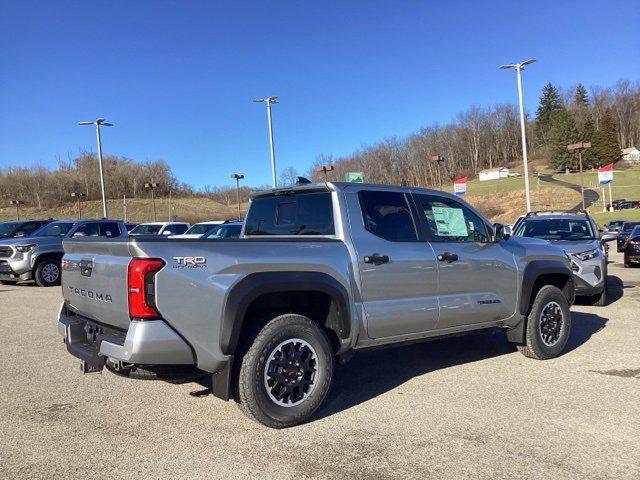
[589,283,607,306]
[518,285,571,360]
[236,314,334,428]
[34,259,61,287]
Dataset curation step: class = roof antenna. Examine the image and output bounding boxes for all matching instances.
[295,176,312,185]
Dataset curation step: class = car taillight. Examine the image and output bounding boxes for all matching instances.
[128,258,165,319]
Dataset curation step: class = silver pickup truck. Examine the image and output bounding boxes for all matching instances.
[58,182,575,428]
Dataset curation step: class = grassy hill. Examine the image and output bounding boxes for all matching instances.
[0,197,246,224]
[2,167,638,227]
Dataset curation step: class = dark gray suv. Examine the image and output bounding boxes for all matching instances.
[0,219,127,286]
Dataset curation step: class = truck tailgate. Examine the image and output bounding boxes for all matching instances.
[61,238,132,330]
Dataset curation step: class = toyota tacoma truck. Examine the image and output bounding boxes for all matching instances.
[57,182,575,428]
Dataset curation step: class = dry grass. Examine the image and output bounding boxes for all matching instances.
[0,197,247,223]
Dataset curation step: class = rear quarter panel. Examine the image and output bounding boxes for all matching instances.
[136,239,354,372]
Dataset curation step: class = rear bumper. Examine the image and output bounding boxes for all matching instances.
[57,303,196,370]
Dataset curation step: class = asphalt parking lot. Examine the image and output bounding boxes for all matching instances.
[1,252,639,480]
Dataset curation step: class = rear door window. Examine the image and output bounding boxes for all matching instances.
[72,222,100,237]
[358,190,418,242]
[244,192,334,236]
[99,222,122,237]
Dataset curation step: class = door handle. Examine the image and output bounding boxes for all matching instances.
[437,252,458,263]
[364,253,389,265]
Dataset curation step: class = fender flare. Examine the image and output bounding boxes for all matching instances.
[519,260,574,316]
[219,271,351,356]
[32,250,64,267]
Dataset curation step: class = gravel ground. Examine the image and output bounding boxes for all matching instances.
[1,252,638,479]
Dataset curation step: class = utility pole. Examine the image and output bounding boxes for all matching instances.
[229,174,245,220]
[123,195,127,222]
[567,142,592,211]
[168,190,173,221]
[315,165,335,182]
[432,155,445,190]
[10,200,24,220]
[79,118,113,218]
[145,182,159,221]
[253,97,278,187]
[500,59,535,212]
[71,192,85,219]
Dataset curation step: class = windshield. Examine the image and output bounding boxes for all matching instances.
[185,223,219,235]
[622,222,640,232]
[515,219,596,241]
[130,224,162,235]
[0,222,20,237]
[204,224,242,239]
[33,222,77,237]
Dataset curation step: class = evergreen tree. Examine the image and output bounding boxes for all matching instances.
[535,83,564,144]
[592,109,620,165]
[580,113,597,167]
[549,108,579,169]
[573,84,589,108]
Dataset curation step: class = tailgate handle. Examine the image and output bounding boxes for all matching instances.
[79,259,93,277]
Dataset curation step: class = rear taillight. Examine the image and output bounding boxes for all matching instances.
[128,258,165,319]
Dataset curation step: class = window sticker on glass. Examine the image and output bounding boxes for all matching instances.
[432,206,468,237]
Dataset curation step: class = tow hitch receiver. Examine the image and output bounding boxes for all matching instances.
[80,360,103,374]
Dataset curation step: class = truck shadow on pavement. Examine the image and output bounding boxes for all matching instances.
[316,311,608,421]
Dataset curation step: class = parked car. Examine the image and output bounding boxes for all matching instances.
[611,199,627,211]
[58,181,576,428]
[172,221,225,239]
[623,225,640,268]
[201,221,243,239]
[128,222,190,236]
[616,222,640,252]
[513,211,614,306]
[0,219,53,239]
[604,220,625,234]
[0,219,127,286]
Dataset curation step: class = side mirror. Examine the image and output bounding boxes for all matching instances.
[600,233,616,244]
[493,223,511,241]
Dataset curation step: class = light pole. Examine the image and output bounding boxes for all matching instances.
[10,200,24,220]
[145,182,159,221]
[432,155,445,190]
[567,142,592,211]
[79,118,113,218]
[253,96,278,187]
[315,165,335,182]
[71,192,86,219]
[500,59,535,212]
[229,174,245,220]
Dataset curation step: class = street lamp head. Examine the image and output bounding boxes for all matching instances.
[229,174,245,179]
[101,122,113,127]
[267,96,278,104]
[253,98,265,103]
[79,118,113,126]
[78,121,94,125]
[521,59,536,67]
[499,64,516,70]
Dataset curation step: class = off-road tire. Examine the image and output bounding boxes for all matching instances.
[34,259,61,287]
[518,285,571,360]
[236,314,334,428]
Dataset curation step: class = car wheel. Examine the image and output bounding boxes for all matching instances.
[518,285,572,360]
[236,314,334,428]
[590,284,607,306]
[34,259,61,287]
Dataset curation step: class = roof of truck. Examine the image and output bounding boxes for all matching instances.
[251,181,458,198]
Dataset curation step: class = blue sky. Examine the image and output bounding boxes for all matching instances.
[1,0,638,188]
